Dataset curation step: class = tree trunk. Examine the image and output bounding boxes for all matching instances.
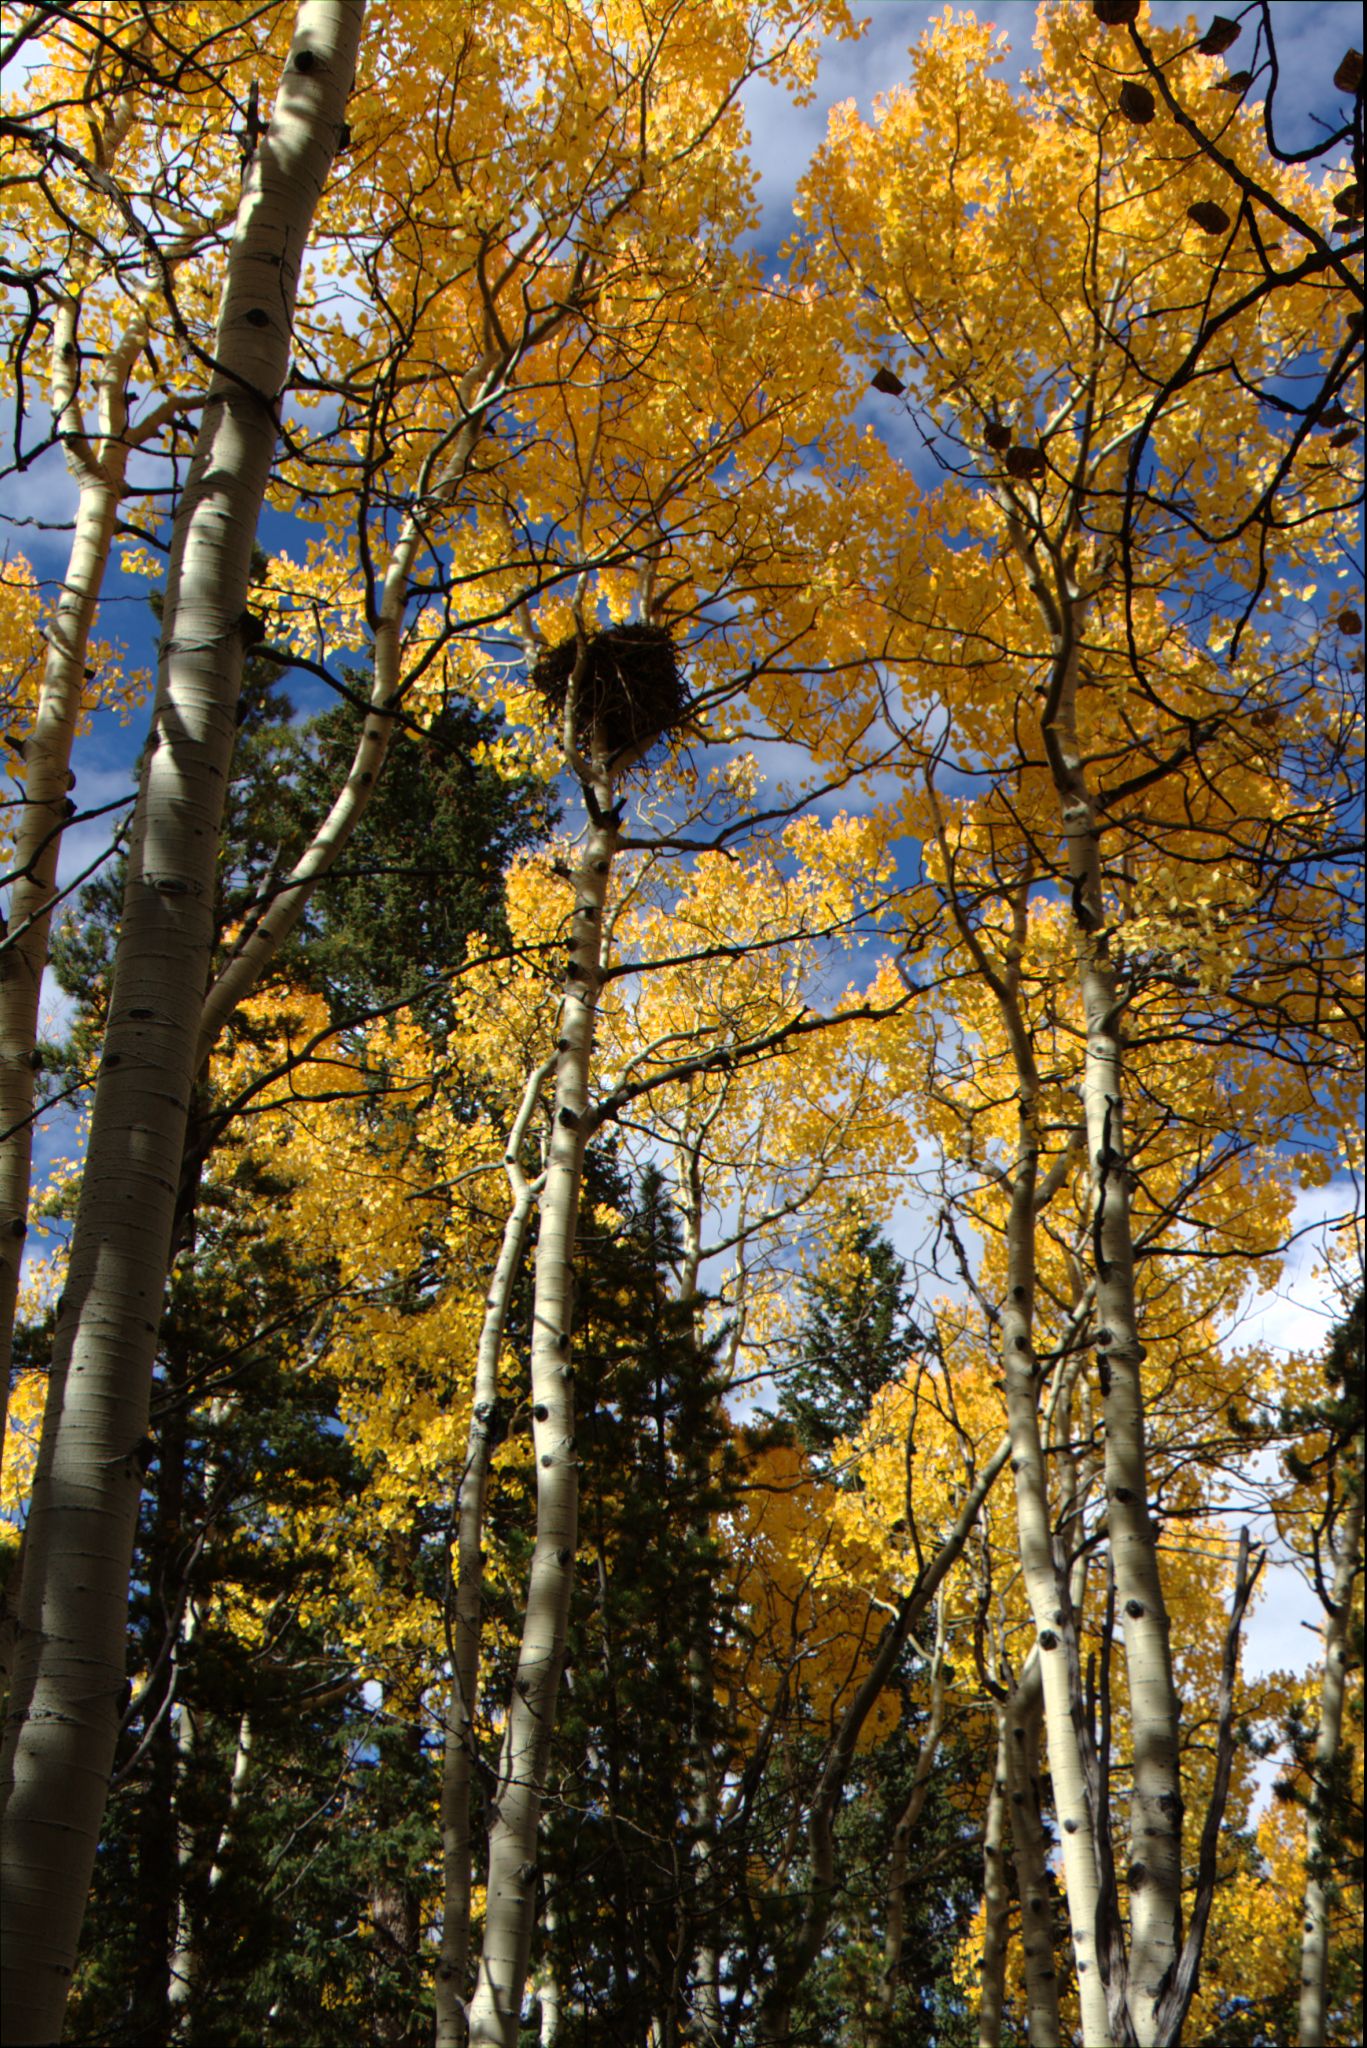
[0,62,234,1423]
[676,1136,723,2044]
[1042,584,1183,2046]
[0,13,363,2039]
[999,510,1185,2043]
[0,465,119,1419]
[1005,1656,1061,2048]
[976,1721,1011,2048]
[166,1614,202,2030]
[997,1081,1113,2048]
[1298,1491,1363,2047]
[466,786,620,2047]
[436,1062,550,2047]
[0,62,156,1416]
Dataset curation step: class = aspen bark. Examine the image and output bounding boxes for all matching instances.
[1004,1657,1061,2048]
[1044,603,1183,2046]
[0,13,363,2039]
[676,1138,723,2044]
[166,1618,201,2027]
[0,464,118,1417]
[436,1060,551,2047]
[976,1722,1011,2048]
[0,66,233,1412]
[997,1073,1112,2048]
[1298,1492,1363,2048]
[466,788,620,2047]
[1003,507,1184,2043]
[207,1711,253,1895]
[0,66,149,1413]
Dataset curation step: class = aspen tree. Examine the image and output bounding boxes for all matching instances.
[0,6,285,1412]
[976,1724,1011,2048]
[465,630,656,2048]
[796,9,1360,2037]
[1002,1659,1061,2048]
[436,1056,551,2046]
[0,10,363,2038]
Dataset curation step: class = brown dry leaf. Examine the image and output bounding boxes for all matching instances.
[1187,201,1232,234]
[1197,17,1241,57]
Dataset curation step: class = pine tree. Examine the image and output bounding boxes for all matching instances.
[778,1220,925,1469]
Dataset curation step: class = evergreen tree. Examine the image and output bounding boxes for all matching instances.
[778,1220,924,1469]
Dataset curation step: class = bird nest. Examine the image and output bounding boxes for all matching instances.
[530,624,686,763]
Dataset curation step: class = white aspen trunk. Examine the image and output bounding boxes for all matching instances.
[0,78,234,1412]
[207,1710,253,1894]
[998,1086,1113,2048]
[0,15,363,2039]
[0,466,118,1416]
[166,1671,200,2022]
[1000,505,1184,2042]
[675,1134,722,2043]
[466,788,620,2047]
[1004,1656,1061,2048]
[436,1061,551,2048]
[535,1898,562,2048]
[977,1721,1011,2048]
[1298,1492,1363,2048]
[0,70,149,1417]
[1047,616,1183,2046]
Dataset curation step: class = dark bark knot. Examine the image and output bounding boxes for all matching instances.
[1125,1599,1145,1619]
[1039,1630,1059,1650]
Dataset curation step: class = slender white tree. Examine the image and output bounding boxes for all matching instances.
[0,10,364,2038]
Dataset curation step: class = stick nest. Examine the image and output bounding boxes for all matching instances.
[530,624,686,762]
